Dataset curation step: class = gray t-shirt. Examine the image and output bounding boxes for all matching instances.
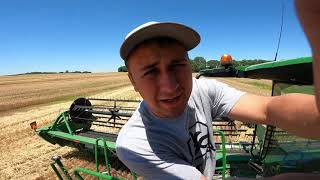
[116,78,245,180]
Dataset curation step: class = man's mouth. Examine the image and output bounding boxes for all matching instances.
[160,95,181,103]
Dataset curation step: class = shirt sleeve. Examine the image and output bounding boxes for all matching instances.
[116,142,202,180]
[198,78,246,118]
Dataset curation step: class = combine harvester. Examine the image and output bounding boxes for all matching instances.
[32,56,320,179]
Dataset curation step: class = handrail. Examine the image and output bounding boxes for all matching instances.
[74,168,124,180]
[95,138,111,176]
[213,128,227,180]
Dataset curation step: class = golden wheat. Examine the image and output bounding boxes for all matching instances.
[0,73,132,114]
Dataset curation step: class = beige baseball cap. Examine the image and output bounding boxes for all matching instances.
[120,21,201,61]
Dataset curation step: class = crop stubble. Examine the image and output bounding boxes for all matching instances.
[0,74,271,179]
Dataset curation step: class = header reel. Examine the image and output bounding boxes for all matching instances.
[69,98,141,131]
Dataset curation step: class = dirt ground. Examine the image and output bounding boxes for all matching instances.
[0,74,271,179]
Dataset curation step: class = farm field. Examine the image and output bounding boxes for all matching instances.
[0,73,271,179]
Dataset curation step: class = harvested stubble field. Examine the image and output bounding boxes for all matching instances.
[0,73,271,179]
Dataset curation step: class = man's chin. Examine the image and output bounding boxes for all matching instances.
[154,109,184,118]
[167,109,185,118]
[159,102,187,118]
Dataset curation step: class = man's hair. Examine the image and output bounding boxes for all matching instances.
[125,37,188,68]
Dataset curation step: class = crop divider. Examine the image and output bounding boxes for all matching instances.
[51,111,74,134]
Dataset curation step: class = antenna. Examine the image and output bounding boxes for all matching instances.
[274,0,285,61]
[271,0,285,96]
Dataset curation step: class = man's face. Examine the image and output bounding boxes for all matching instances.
[127,41,193,118]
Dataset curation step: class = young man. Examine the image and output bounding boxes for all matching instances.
[116,1,320,179]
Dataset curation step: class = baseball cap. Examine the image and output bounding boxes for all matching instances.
[120,21,201,61]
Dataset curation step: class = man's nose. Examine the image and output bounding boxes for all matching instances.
[159,71,179,94]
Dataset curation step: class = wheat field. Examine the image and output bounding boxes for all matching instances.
[0,73,271,179]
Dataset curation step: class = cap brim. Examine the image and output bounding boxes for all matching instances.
[120,22,200,60]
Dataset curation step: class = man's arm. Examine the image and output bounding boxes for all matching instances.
[229,93,320,139]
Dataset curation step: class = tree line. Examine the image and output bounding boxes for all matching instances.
[21,70,92,75]
[118,56,270,72]
[189,56,270,72]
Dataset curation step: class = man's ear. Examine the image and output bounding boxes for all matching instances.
[128,72,138,92]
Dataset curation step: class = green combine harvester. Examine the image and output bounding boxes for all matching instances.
[33,57,320,179]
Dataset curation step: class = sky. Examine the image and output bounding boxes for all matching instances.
[0,0,312,75]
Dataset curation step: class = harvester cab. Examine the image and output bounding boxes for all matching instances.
[34,57,320,179]
[197,56,320,177]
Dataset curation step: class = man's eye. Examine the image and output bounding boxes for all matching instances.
[173,63,186,68]
[144,69,156,76]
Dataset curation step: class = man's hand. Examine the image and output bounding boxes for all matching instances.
[296,0,320,110]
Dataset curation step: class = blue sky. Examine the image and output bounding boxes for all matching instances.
[0,0,311,75]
